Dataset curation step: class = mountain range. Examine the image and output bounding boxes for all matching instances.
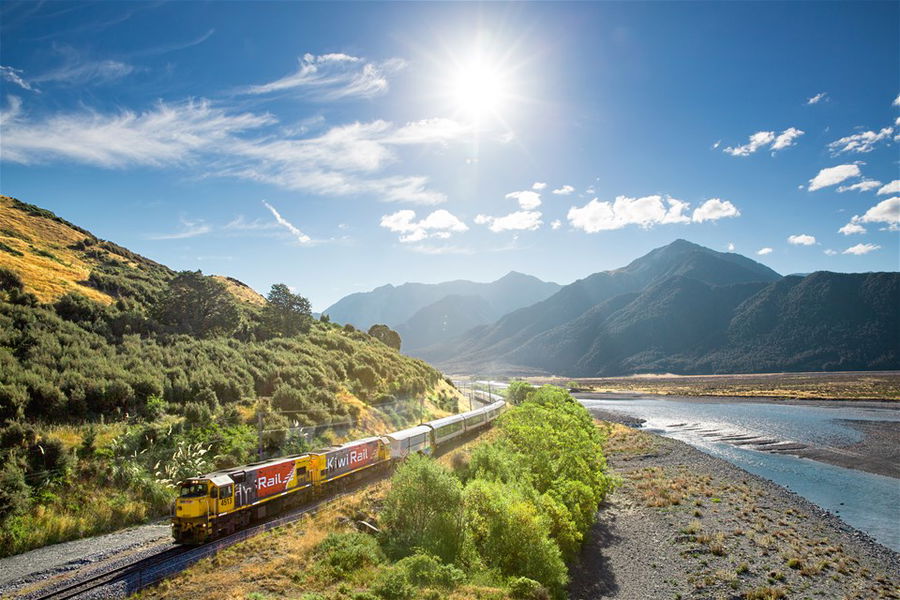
[395,240,899,376]
[323,271,561,351]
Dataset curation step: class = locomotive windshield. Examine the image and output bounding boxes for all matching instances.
[179,483,207,497]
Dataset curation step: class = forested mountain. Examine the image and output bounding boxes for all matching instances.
[0,196,457,556]
[421,241,899,376]
[322,271,560,331]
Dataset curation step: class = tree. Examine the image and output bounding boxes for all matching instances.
[506,381,535,405]
[368,324,401,351]
[153,271,241,338]
[262,283,312,338]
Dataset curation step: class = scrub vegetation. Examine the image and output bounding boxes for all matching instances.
[0,196,456,557]
[138,386,614,600]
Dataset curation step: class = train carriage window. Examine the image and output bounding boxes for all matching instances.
[217,485,232,499]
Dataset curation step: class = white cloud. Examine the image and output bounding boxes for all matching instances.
[148,217,212,240]
[757,247,773,256]
[807,92,827,105]
[566,195,696,232]
[0,66,36,92]
[787,234,816,246]
[532,182,547,191]
[877,180,900,195]
[727,242,735,251]
[843,243,880,255]
[475,211,543,233]
[691,198,741,223]
[724,131,774,156]
[263,200,311,244]
[506,190,541,210]
[380,209,467,242]
[894,94,900,107]
[771,127,805,151]
[0,98,274,167]
[824,249,838,256]
[837,179,882,193]
[838,222,866,235]
[241,52,405,100]
[808,164,861,191]
[711,140,721,149]
[724,128,803,156]
[857,197,900,227]
[34,59,133,87]
[551,219,562,230]
[552,185,575,195]
[827,127,893,155]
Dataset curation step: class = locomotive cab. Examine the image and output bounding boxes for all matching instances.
[175,479,213,519]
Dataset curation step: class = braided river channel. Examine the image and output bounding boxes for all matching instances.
[579,396,900,551]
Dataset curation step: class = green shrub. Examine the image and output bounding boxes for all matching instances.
[381,454,464,562]
[394,552,465,589]
[509,577,550,600]
[314,532,385,578]
[373,566,414,600]
[0,461,31,519]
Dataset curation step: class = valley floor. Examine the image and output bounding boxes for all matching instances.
[572,412,900,600]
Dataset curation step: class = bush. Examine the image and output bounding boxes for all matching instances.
[381,454,464,562]
[25,437,71,486]
[509,577,550,600]
[0,461,30,519]
[314,532,385,578]
[394,552,465,589]
[373,566,414,600]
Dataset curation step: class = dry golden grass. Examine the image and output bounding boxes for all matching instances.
[601,422,657,455]
[0,196,114,304]
[212,275,266,305]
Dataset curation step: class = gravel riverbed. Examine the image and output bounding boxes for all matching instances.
[571,409,900,599]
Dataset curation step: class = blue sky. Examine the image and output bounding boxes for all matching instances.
[1,2,898,310]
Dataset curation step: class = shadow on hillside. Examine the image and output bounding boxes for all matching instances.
[568,500,621,599]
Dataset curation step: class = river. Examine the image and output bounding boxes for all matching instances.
[579,396,900,552]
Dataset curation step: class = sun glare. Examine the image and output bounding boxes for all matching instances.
[452,60,505,119]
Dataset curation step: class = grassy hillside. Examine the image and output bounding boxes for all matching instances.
[0,196,461,557]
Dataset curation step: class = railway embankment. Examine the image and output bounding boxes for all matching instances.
[571,411,899,599]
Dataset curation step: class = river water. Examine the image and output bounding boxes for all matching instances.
[579,397,900,552]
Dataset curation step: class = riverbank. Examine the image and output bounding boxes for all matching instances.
[582,396,900,480]
[572,413,900,599]
[536,370,900,402]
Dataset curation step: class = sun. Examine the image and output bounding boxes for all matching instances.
[451,59,505,120]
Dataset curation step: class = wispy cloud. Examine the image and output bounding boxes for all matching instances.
[0,98,274,167]
[843,243,880,255]
[532,182,547,191]
[148,217,212,240]
[807,92,827,105]
[724,127,803,156]
[837,179,881,193]
[757,247,773,256]
[240,52,406,100]
[552,184,574,195]
[0,66,36,92]
[0,97,464,205]
[262,200,311,245]
[808,164,861,191]
[827,127,893,155]
[380,209,468,243]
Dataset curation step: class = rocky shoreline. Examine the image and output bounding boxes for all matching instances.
[572,410,900,599]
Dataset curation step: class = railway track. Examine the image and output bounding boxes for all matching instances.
[17,426,489,600]
[20,484,371,600]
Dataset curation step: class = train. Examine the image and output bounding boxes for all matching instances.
[172,399,506,544]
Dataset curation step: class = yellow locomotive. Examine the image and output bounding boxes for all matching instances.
[172,400,505,544]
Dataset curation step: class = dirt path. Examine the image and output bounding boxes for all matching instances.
[569,421,900,600]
